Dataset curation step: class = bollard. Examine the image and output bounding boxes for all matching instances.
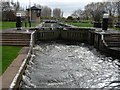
[25,22,27,27]
[29,20,31,27]
[102,13,109,31]
[16,13,22,30]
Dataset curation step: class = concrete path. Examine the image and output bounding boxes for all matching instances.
[0,76,2,90]
[0,47,29,89]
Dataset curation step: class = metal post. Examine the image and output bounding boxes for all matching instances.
[102,13,109,31]
[16,13,22,30]
[29,0,31,27]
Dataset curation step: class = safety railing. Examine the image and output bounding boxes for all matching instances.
[9,30,36,89]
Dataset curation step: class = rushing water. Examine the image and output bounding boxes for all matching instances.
[20,41,120,89]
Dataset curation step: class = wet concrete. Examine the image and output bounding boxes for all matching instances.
[20,41,120,89]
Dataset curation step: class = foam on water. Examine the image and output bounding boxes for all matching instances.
[20,42,120,88]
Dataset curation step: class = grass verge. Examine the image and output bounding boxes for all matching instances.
[2,21,16,30]
[66,22,120,31]
[112,27,120,31]
[1,21,41,30]
[0,46,22,75]
[66,22,93,27]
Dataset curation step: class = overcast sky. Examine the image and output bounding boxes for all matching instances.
[13,0,105,17]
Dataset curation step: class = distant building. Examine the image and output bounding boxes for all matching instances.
[26,6,41,22]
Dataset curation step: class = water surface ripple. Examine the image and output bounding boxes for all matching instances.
[20,42,120,89]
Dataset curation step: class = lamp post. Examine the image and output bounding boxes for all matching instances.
[29,0,31,27]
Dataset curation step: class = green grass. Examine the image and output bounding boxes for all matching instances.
[112,27,120,31]
[66,22,120,31]
[66,22,93,27]
[31,22,40,27]
[24,22,40,27]
[0,22,2,30]
[1,21,16,30]
[1,21,40,30]
[0,46,22,75]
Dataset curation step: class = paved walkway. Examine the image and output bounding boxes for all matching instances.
[0,47,29,89]
[0,76,2,89]
[1,28,33,34]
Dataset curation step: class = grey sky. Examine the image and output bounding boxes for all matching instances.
[13,0,104,17]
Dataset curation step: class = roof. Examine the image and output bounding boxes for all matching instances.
[26,6,41,11]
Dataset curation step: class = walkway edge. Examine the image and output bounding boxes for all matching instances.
[9,47,32,88]
[9,31,35,89]
[1,47,29,89]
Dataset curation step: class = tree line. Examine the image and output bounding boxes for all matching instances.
[1,0,63,21]
[69,1,120,26]
[34,4,63,19]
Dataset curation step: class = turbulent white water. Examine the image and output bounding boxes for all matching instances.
[20,41,120,89]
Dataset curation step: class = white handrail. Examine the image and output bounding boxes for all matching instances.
[101,34,108,47]
[9,30,36,89]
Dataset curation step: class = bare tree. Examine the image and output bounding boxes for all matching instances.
[103,1,119,27]
[71,9,83,19]
[2,0,21,21]
[36,4,42,9]
[82,10,92,20]
[53,8,62,18]
[1,1,11,11]
[103,2,117,16]
[61,11,64,17]
[41,6,51,18]
[0,1,2,21]
[11,1,20,12]
[2,0,20,12]
[85,2,104,23]
[116,1,120,22]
